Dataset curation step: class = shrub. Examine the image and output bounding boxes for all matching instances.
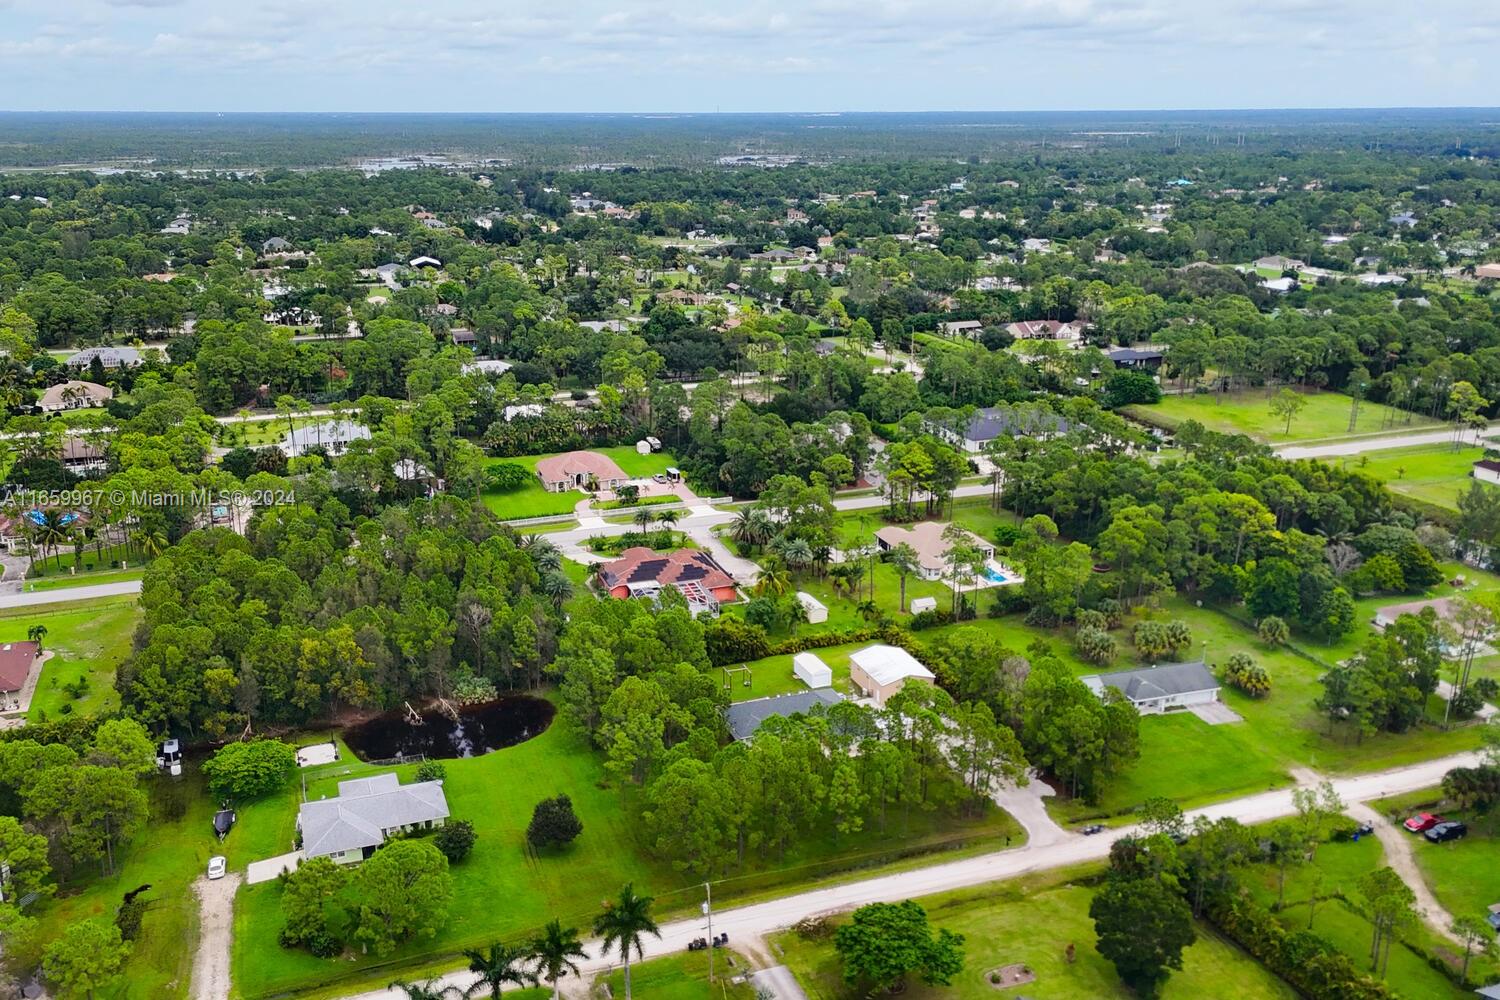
[1256,615,1290,646]
[909,609,955,631]
[1075,609,1108,632]
[1222,653,1271,697]
[527,794,583,850]
[1076,627,1117,665]
[202,739,297,801]
[1096,598,1125,630]
[433,819,476,862]
[705,617,771,666]
[415,760,447,784]
[1206,895,1396,1000]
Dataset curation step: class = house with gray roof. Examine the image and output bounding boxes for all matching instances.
[1081,661,1220,715]
[297,773,449,864]
[926,406,1070,453]
[726,689,844,741]
[262,237,292,253]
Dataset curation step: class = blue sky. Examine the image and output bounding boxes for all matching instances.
[2,0,1496,112]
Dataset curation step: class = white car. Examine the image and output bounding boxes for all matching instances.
[207,856,227,880]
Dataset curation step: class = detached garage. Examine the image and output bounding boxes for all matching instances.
[793,652,833,689]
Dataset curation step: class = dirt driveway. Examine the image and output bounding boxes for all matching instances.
[190,872,241,1000]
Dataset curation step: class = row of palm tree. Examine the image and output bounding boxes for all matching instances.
[389,883,661,1000]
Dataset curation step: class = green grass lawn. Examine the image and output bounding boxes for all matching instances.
[480,446,680,521]
[720,642,868,702]
[234,710,1020,999]
[1122,388,1437,443]
[1370,785,1500,935]
[1324,442,1493,511]
[1243,836,1490,997]
[0,597,140,722]
[774,869,1297,1000]
[600,950,756,1000]
[23,565,146,592]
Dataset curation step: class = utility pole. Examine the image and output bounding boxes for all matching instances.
[702,882,715,983]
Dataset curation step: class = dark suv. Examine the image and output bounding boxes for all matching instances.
[1423,821,1467,843]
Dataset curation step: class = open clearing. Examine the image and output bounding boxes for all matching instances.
[1123,388,1438,443]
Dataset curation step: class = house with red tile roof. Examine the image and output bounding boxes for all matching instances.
[596,547,738,615]
[0,641,39,709]
[534,451,629,493]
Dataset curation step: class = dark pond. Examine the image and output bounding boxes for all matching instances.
[343,696,555,761]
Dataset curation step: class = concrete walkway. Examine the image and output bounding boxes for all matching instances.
[992,770,1069,848]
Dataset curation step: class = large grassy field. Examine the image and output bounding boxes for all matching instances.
[0,596,140,722]
[233,713,1019,999]
[774,869,1297,1000]
[1324,442,1493,511]
[480,445,680,520]
[1242,835,1492,997]
[1122,388,1438,443]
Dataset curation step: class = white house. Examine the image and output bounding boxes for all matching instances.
[795,591,828,624]
[1080,661,1220,715]
[1475,460,1500,486]
[38,380,112,413]
[297,774,449,865]
[848,644,936,706]
[279,420,371,457]
[793,652,833,689]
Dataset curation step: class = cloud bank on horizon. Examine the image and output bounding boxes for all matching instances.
[1,0,1495,113]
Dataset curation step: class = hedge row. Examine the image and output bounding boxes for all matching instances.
[1206,894,1397,1000]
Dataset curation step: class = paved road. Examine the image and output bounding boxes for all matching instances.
[338,749,1482,1000]
[1276,427,1498,459]
[0,579,141,608]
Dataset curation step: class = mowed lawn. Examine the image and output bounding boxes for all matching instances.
[480,446,680,520]
[0,597,140,722]
[774,871,1297,1000]
[1242,835,1492,997]
[1325,443,1493,511]
[600,950,756,1000]
[1123,388,1437,443]
[234,711,1021,998]
[1370,787,1500,934]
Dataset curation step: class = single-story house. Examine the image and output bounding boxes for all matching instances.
[1255,255,1306,272]
[848,644,936,706]
[795,591,828,624]
[38,380,112,413]
[0,641,39,710]
[66,346,141,370]
[1261,276,1298,294]
[61,438,106,473]
[1005,320,1083,342]
[925,406,1070,453]
[1372,596,1463,631]
[1106,347,1165,371]
[298,773,449,864]
[940,320,984,338]
[409,255,442,269]
[450,328,477,346]
[1475,263,1500,280]
[595,546,738,614]
[793,652,833,689]
[1358,273,1406,286]
[875,521,995,581]
[463,359,513,376]
[279,420,371,458]
[262,237,292,253]
[726,689,844,741]
[534,450,629,493]
[1081,661,1220,714]
[1474,460,1500,486]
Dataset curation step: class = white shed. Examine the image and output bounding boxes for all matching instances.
[909,596,938,615]
[636,440,652,455]
[793,652,833,689]
[796,591,828,624]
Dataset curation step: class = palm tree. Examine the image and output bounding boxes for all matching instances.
[632,508,656,537]
[519,535,562,573]
[389,980,458,1000]
[593,883,661,1000]
[26,624,47,652]
[887,542,920,613]
[463,942,536,999]
[38,510,69,570]
[530,919,587,1000]
[656,508,680,545]
[754,558,792,598]
[540,570,574,610]
[132,526,167,562]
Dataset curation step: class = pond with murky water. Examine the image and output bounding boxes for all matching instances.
[342,696,555,761]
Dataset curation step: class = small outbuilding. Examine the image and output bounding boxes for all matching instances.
[795,591,828,624]
[909,596,938,615]
[793,652,833,689]
[848,643,936,706]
